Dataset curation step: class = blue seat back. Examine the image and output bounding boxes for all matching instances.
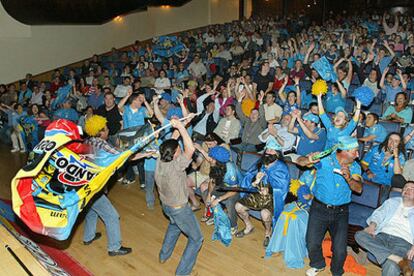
[240,152,261,173]
[351,181,381,208]
[378,120,401,134]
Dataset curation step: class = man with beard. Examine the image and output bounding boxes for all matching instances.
[234,137,290,247]
[203,146,240,235]
[297,136,362,276]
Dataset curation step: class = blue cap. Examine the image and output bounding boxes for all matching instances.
[161,93,172,103]
[265,136,282,151]
[337,136,359,150]
[303,113,320,124]
[208,146,230,163]
[393,75,401,81]
[166,107,183,120]
[335,106,348,119]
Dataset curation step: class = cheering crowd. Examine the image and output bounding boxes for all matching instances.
[2,9,414,276]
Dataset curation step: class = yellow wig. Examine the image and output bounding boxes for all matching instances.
[85,115,107,137]
[311,79,328,96]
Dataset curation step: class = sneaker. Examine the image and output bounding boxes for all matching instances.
[83,232,102,245]
[305,267,325,276]
[200,214,209,222]
[20,149,26,153]
[108,246,132,256]
[147,203,154,210]
[117,176,124,182]
[122,179,136,185]
[10,148,19,153]
[205,217,214,226]
[140,183,146,189]
[231,227,238,235]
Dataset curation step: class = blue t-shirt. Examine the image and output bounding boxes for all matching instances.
[320,112,357,149]
[296,125,327,156]
[362,145,405,186]
[7,110,27,127]
[324,91,346,114]
[224,162,238,187]
[18,89,33,104]
[54,108,79,122]
[363,124,387,143]
[87,93,105,110]
[282,101,299,115]
[176,70,190,83]
[382,84,402,103]
[313,152,361,205]
[123,105,148,129]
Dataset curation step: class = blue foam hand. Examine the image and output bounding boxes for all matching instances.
[353,86,375,107]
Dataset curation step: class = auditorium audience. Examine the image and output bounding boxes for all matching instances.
[2,9,414,273]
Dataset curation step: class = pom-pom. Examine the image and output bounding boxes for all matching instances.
[352,86,375,107]
[289,179,302,196]
[311,80,328,96]
[85,115,107,137]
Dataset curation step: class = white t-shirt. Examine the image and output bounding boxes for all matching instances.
[381,203,414,244]
[154,77,171,94]
[258,124,296,152]
[114,84,132,98]
[263,103,283,122]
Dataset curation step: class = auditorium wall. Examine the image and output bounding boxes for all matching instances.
[0,0,239,84]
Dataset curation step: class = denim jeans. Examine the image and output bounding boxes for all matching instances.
[355,231,412,276]
[160,204,203,276]
[203,189,240,228]
[145,170,155,207]
[83,194,122,252]
[306,200,349,276]
[126,159,145,183]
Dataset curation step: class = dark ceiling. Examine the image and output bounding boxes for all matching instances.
[0,0,192,25]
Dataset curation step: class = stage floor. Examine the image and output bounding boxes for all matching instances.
[0,144,380,275]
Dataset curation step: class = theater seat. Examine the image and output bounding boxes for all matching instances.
[348,180,383,252]
[239,152,261,173]
[378,120,401,134]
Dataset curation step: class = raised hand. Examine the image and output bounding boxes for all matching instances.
[258,91,265,102]
[294,76,300,85]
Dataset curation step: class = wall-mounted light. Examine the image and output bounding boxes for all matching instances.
[113,16,123,23]
[161,5,171,9]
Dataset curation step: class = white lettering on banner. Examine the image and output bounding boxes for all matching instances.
[34,140,57,152]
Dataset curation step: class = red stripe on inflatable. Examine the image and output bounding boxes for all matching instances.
[16,178,44,234]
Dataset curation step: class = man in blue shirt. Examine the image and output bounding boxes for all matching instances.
[359,113,387,145]
[204,146,239,235]
[53,100,79,122]
[299,136,362,276]
[355,181,414,276]
[87,86,105,110]
[288,110,326,156]
[18,82,32,106]
[118,88,153,185]
[118,89,153,129]
[380,68,406,105]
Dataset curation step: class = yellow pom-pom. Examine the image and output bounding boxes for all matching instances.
[311,79,328,96]
[289,179,302,196]
[84,115,107,137]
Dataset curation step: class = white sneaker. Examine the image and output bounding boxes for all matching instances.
[10,148,19,153]
[305,267,325,276]
[205,217,214,226]
[20,149,26,153]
